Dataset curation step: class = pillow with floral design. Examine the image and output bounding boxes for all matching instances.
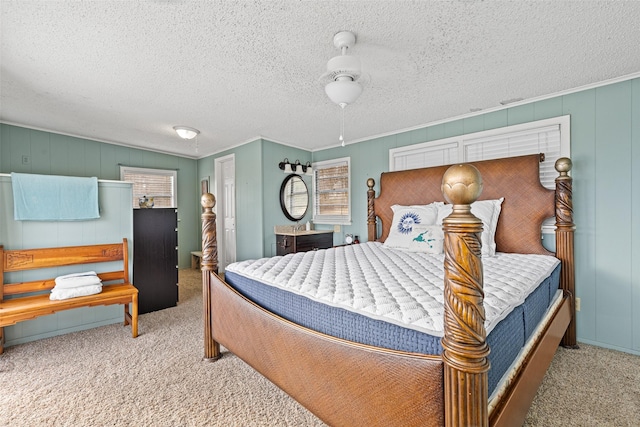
[383,204,439,251]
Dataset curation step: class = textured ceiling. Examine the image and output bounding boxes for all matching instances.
[2,1,640,159]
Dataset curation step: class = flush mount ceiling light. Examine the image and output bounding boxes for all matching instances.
[322,31,363,146]
[173,126,200,140]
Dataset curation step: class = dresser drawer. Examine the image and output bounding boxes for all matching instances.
[294,233,333,252]
[276,234,295,255]
[276,231,333,256]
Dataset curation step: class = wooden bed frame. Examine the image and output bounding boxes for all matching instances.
[199,154,575,427]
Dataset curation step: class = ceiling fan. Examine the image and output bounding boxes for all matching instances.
[321,31,364,146]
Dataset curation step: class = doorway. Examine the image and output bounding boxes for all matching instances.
[214,154,236,272]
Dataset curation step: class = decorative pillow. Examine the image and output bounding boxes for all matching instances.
[406,224,444,254]
[436,198,504,257]
[383,204,439,250]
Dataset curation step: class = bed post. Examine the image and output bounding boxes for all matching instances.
[554,158,577,348]
[440,164,489,427]
[0,245,4,354]
[366,178,376,241]
[201,192,221,361]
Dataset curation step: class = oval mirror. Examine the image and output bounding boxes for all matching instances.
[280,174,309,221]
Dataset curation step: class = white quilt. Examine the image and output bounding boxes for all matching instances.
[226,242,560,337]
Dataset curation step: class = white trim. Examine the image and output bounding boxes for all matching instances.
[0,121,199,159]
[194,136,314,159]
[4,71,637,160]
[119,165,178,178]
[257,71,635,153]
[311,71,640,152]
[4,72,638,158]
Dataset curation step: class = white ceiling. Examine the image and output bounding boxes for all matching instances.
[2,1,639,159]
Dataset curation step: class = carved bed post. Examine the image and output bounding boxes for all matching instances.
[201,193,221,361]
[440,164,490,427]
[0,246,3,354]
[366,178,376,241]
[554,158,577,348]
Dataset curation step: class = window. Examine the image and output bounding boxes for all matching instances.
[120,166,177,208]
[312,157,350,225]
[389,115,570,190]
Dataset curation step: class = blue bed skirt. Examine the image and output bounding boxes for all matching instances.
[225,263,561,395]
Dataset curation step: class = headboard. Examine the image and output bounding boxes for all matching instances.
[368,154,554,255]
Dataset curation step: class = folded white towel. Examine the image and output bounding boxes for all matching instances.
[54,271,101,289]
[56,271,98,281]
[50,284,103,301]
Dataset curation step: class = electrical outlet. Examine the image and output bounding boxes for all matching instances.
[22,155,31,164]
[575,297,581,312]
[333,225,341,232]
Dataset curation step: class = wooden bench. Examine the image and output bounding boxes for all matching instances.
[0,238,138,354]
[191,251,202,269]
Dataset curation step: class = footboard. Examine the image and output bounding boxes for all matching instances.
[209,270,445,426]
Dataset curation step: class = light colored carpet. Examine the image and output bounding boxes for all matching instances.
[1,269,638,426]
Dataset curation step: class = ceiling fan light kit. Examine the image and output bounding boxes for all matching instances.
[325,79,363,106]
[323,30,363,146]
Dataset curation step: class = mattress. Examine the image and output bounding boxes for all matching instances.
[224,242,561,394]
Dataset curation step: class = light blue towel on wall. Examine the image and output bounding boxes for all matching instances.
[11,173,100,221]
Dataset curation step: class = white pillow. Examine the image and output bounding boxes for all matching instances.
[406,224,444,254]
[436,198,504,257]
[384,204,439,251]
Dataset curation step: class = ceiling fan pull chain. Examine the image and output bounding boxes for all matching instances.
[340,103,346,147]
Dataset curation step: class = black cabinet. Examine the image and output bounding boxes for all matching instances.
[133,208,178,314]
[276,231,333,256]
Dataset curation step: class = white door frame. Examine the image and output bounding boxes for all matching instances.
[214,154,236,272]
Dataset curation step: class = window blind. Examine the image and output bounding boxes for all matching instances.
[313,158,350,224]
[393,142,459,171]
[390,116,569,190]
[463,124,561,189]
[121,167,177,208]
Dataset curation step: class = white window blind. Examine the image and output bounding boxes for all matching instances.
[393,141,459,171]
[390,115,570,190]
[120,166,178,208]
[463,124,562,189]
[312,157,351,224]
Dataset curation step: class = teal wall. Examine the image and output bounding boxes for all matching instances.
[197,139,312,260]
[0,124,200,269]
[197,139,264,262]
[234,140,265,261]
[260,140,312,257]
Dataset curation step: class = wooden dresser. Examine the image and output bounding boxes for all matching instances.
[276,230,333,256]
